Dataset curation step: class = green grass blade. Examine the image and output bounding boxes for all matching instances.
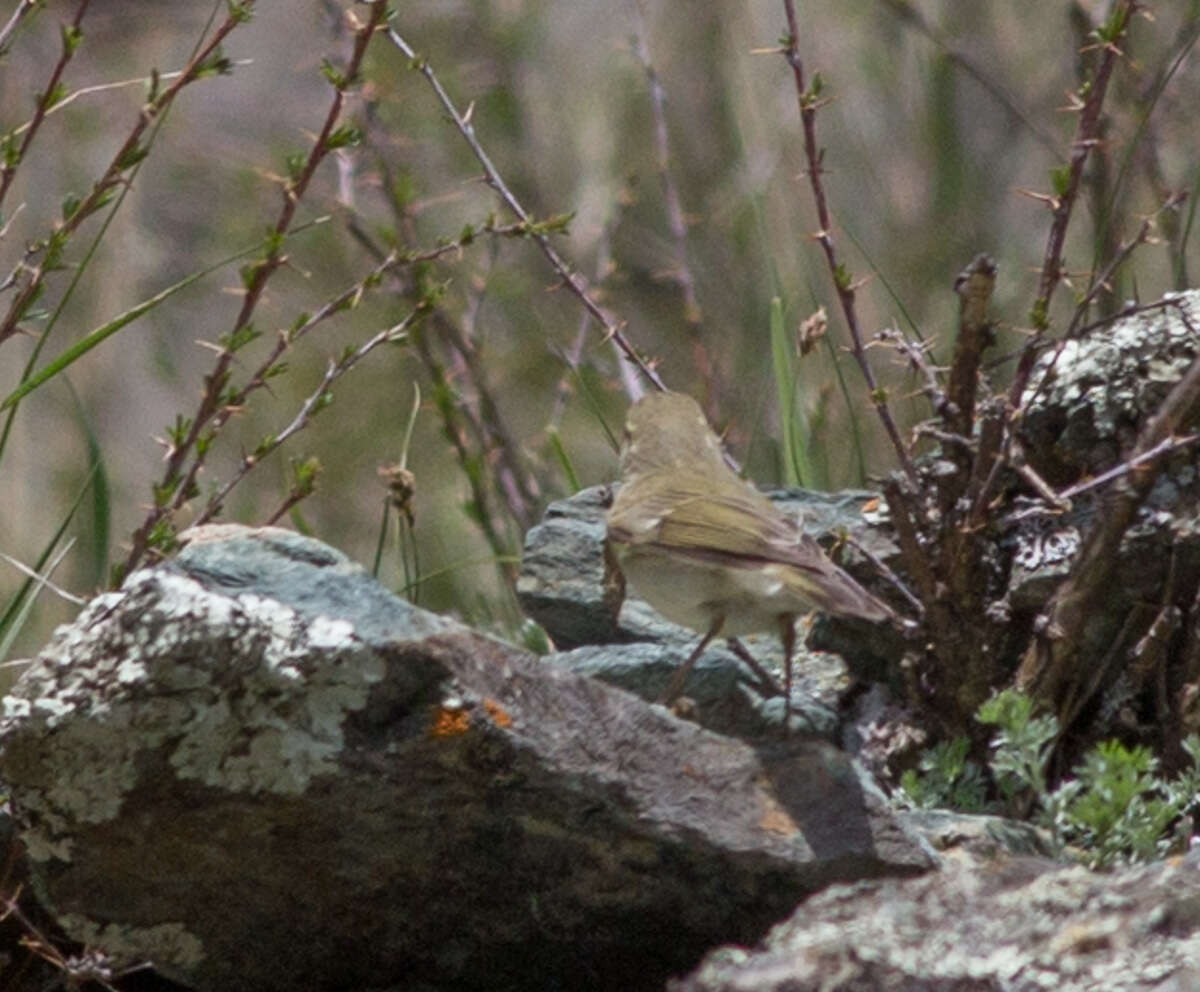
[770,295,809,487]
[546,425,581,493]
[4,254,235,411]
[0,459,100,660]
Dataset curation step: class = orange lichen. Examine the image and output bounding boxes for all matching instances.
[431,706,471,737]
[758,796,799,836]
[483,698,513,728]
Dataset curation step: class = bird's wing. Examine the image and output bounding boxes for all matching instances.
[608,470,893,621]
[608,469,804,565]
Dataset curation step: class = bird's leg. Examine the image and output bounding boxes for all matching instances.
[780,614,796,736]
[725,638,784,697]
[661,618,724,706]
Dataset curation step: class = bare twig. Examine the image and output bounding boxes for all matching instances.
[3,61,254,143]
[845,533,923,616]
[1056,433,1200,502]
[384,20,665,395]
[778,0,918,485]
[1006,1,1138,410]
[0,540,83,605]
[194,312,422,529]
[193,217,531,530]
[880,477,939,608]
[0,0,40,54]
[960,2,1140,533]
[1065,197,1184,338]
[878,326,948,416]
[0,0,249,347]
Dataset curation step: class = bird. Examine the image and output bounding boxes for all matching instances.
[605,390,893,729]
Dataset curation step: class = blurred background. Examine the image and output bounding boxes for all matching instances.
[1,0,1196,663]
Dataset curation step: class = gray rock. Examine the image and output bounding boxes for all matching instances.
[671,847,1200,992]
[549,642,840,740]
[1021,290,1200,486]
[998,291,1200,710]
[0,525,932,992]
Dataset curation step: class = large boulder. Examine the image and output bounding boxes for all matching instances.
[0,525,932,992]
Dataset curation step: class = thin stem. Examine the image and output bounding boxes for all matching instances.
[779,0,918,485]
[0,0,90,210]
[383,21,665,395]
[121,0,384,575]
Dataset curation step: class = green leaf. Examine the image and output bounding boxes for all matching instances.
[325,124,362,150]
[546,425,580,493]
[115,142,149,171]
[1050,164,1071,199]
[60,23,82,56]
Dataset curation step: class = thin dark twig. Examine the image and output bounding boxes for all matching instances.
[878,327,948,416]
[845,533,923,616]
[965,2,1139,530]
[209,310,419,528]
[347,202,529,576]
[881,477,939,607]
[1065,196,1183,338]
[1056,433,1200,502]
[0,0,246,346]
[779,0,918,485]
[195,217,534,528]
[1006,1,1138,411]
[384,21,665,395]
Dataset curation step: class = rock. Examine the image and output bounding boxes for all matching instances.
[899,808,1055,861]
[671,846,1200,991]
[997,291,1200,722]
[0,526,933,992]
[548,642,840,740]
[1021,290,1200,486]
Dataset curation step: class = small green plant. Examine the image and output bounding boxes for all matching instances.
[898,736,988,812]
[900,689,1200,868]
[976,688,1058,802]
[978,689,1200,868]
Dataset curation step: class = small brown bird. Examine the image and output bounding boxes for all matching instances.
[605,390,893,727]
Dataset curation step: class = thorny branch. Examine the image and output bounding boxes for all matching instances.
[779,0,919,485]
[121,0,385,577]
[0,0,236,347]
[384,19,666,395]
[0,0,91,210]
[1005,1,1139,410]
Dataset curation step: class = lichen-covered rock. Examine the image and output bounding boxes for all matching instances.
[997,292,1200,703]
[671,847,1200,992]
[1021,290,1200,485]
[0,526,932,992]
